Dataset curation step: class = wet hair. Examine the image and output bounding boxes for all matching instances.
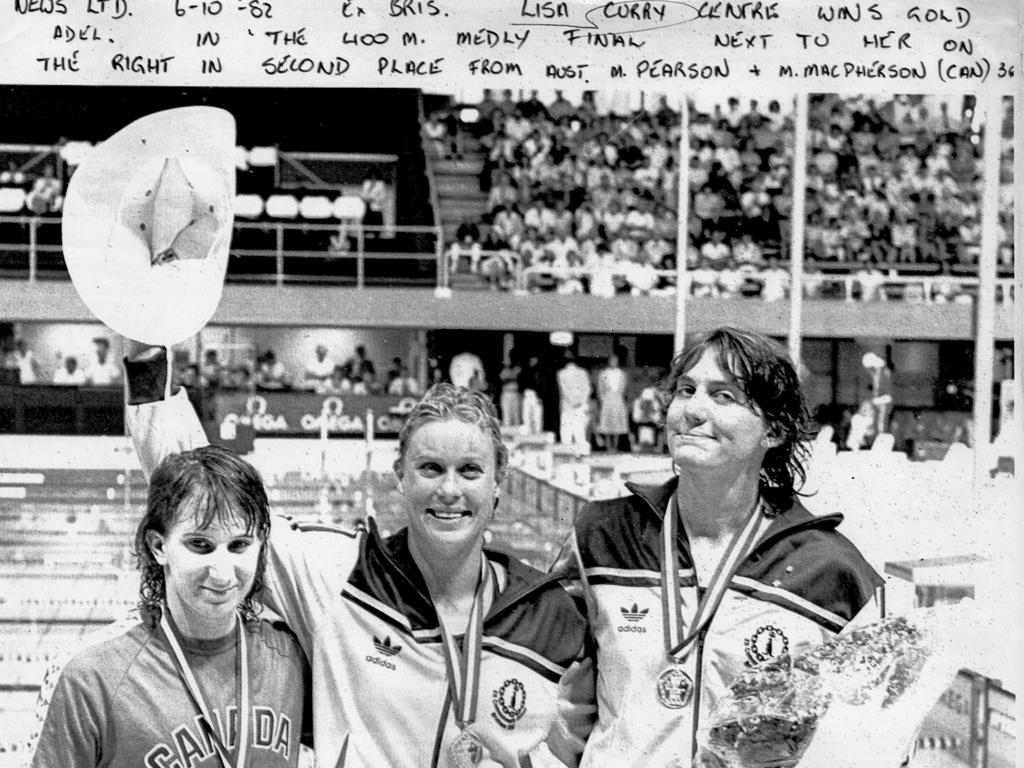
[393,383,508,483]
[134,445,271,625]
[660,327,816,511]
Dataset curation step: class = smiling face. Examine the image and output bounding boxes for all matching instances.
[665,349,774,478]
[397,419,499,562]
[147,498,261,639]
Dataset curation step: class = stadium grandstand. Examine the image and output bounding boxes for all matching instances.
[0,85,1018,767]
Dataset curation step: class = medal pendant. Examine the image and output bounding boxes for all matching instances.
[448,729,484,767]
[656,665,694,709]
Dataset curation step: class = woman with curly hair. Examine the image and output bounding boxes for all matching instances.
[28,445,309,768]
[570,326,883,767]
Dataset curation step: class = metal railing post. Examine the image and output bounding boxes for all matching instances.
[28,217,37,282]
[275,225,284,287]
[356,226,365,288]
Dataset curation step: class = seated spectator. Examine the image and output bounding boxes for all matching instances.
[480,247,519,291]
[302,344,336,390]
[487,175,520,214]
[574,202,600,242]
[26,164,63,215]
[0,160,27,187]
[52,355,87,386]
[855,264,886,302]
[732,233,764,266]
[319,365,353,395]
[717,258,747,298]
[351,369,379,396]
[689,256,720,298]
[890,213,917,262]
[623,201,656,241]
[588,246,618,298]
[491,204,525,249]
[85,337,121,386]
[760,257,790,302]
[693,185,725,229]
[623,255,658,296]
[177,362,201,390]
[360,170,386,236]
[600,199,626,240]
[347,345,376,381]
[447,220,483,274]
[517,90,548,121]
[328,222,353,257]
[700,229,730,266]
[422,111,450,156]
[548,90,576,122]
[7,338,40,384]
[386,359,422,396]
[200,349,225,389]
[224,365,254,391]
[254,350,291,390]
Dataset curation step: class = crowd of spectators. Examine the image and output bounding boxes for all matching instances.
[1,336,120,386]
[0,160,65,215]
[172,344,422,397]
[433,91,1015,299]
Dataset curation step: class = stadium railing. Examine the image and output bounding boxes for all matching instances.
[0,215,444,288]
[1,214,1015,304]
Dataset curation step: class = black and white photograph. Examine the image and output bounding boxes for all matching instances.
[0,2,1020,767]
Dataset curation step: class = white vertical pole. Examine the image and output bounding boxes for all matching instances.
[1014,91,1024,497]
[788,93,810,369]
[674,93,690,356]
[972,92,1002,489]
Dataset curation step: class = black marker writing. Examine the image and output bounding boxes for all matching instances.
[261,55,350,75]
[467,58,522,75]
[16,0,68,13]
[53,25,103,42]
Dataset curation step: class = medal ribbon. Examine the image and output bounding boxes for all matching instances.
[437,555,493,730]
[160,608,249,768]
[661,494,764,662]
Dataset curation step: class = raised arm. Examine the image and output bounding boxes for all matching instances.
[123,346,208,478]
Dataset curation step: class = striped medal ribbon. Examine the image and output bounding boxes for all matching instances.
[160,608,250,768]
[657,494,764,710]
[439,555,493,768]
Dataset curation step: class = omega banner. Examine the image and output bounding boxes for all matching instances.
[211,391,418,438]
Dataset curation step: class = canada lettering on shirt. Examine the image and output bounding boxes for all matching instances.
[143,706,293,768]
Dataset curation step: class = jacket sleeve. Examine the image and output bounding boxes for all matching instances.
[122,347,208,478]
[26,658,104,768]
[537,529,598,766]
[543,652,597,767]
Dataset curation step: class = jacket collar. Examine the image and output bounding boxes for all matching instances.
[357,520,559,629]
[625,475,845,549]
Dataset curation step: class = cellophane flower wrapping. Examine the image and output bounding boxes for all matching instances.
[694,603,976,768]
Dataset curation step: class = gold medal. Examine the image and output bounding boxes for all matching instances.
[656,664,694,709]
[448,729,484,767]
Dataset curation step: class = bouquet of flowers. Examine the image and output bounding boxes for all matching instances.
[694,603,976,768]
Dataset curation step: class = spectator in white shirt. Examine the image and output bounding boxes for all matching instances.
[689,257,720,298]
[732,233,764,266]
[717,259,747,298]
[53,356,87,386]
[760,257,791,302]
[85,337,121,386]
[302,345,336,389]
[700,229,731,266]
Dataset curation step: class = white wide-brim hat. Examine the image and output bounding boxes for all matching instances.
[62,107,236,346]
